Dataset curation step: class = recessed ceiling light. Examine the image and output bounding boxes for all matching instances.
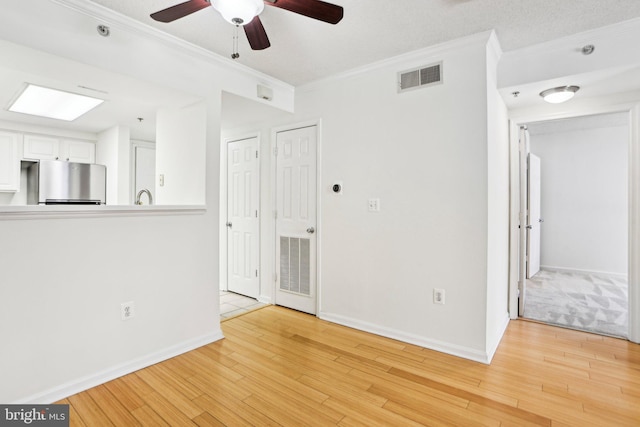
[539,85,580,104]
[582,44,595,55]
[97,25,110,37]
[8,84,104,121]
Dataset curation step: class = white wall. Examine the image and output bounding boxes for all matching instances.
[156,102,207,205]
[529,115,629,275]
[0,94,223,403]
[96,126,116,203]
[276,32,508,362]
[485,37,511,355]
[0,211,220,403]
[97,125,130,205]
[116,129,131,205]
[219,33,510,362]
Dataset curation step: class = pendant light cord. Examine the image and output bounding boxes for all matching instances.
[231,25,240,59]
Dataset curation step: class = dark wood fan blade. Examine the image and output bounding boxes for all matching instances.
[244,16,271,50]
[265,0,343,24]
[150,0,212,23]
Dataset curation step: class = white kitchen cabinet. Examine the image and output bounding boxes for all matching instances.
[61,140,96,163]
[23,135,59,160]
[23,135,95,163]
[0,131,20,192]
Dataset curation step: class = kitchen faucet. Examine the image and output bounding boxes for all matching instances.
[135,189,153,205]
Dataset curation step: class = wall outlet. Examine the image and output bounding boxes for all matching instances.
[368,198,380,212]
[121,301,135,320]
[433,289,445,305]
[159,174,165,187]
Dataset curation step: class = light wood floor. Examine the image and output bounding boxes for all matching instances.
[58,306,640,426]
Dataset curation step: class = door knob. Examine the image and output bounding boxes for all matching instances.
[539,218,544,223]
[226,222,232,228]
[525,225,532,230]
[306,227,315,234]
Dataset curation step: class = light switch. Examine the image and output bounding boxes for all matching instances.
[368,198,380,212]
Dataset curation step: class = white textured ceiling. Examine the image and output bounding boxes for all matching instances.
[527,112,629,136]
[2,1,640,139]
[89,0,640,86]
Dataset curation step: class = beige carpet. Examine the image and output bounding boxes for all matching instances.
[524,269,628,338]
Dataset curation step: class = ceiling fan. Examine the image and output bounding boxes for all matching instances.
[150,0,344,51]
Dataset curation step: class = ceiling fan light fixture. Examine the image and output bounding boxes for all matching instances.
[212,0,264,25]
[539,85,580,104]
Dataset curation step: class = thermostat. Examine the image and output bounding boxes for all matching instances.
[332,182,343,194]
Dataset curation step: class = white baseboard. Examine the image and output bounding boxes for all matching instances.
[318,312,492,364]
[257,295,272,305]
[16,330,224,404]
[540,265,628,279]
[486,313,510,364]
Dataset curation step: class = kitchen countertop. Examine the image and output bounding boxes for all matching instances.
[0,204,206,220]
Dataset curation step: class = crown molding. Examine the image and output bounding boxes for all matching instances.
[298,30,494,92]
[50,0,293,93]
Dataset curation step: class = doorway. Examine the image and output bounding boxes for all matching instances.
[519,113,630,337]
[226,136,260,299]
[274,125,318,315]
[131,141,155,205]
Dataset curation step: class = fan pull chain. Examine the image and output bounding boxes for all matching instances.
[231,25,240,60]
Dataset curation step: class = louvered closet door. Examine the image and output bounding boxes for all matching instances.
[275,126,317,314]
[227,137,260,298]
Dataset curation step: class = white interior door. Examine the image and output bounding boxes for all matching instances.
[527,153,542,278]
[518,126,530,316]
[134,146,156,204]
[227,137,260,298]
[275,126,317,314]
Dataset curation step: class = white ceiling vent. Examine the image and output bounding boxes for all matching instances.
[398,62,443,93]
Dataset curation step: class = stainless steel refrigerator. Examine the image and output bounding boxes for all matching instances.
[28,160,107,205]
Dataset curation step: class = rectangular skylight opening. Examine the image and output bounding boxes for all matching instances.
[8,84,104,121]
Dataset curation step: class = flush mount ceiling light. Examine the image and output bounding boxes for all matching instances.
[211,0,264,25]
[539,85,580,104]
[8,84,104,121]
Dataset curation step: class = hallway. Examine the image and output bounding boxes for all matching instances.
[524,268,628,337]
